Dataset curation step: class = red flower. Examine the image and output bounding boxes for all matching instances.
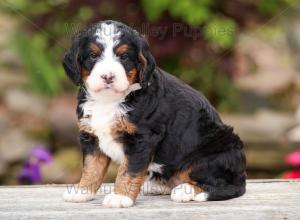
[282,170,300,179]
[285,150,300,166]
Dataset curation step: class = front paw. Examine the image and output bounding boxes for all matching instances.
[62,185,95,202]
[103,193,134,208]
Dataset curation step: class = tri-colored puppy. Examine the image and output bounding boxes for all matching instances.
[62,20,246,208]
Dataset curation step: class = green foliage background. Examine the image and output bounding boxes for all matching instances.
[0,0,297,110]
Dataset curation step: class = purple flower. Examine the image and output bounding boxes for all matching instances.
[18,146,52,184]
[30,147,53,163]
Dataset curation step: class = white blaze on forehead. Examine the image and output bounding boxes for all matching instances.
[94,23,120,63]
[95,23,121,46]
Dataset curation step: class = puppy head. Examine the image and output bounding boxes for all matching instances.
[62,20,156,94]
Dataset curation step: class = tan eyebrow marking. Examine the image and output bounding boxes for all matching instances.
[89,42,102,54]
[115,44,129,55]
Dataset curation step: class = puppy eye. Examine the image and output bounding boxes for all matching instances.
[120,54,129,60]
[89,53,98,59]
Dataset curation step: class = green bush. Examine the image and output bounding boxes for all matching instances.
[142,0,236,49]
[13,34,65,95]
[1,0,297,110]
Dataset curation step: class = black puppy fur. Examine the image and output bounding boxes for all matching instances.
[63,20,246,201]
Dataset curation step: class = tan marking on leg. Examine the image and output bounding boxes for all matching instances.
[192,184,203,194]
[168,168,203,194]
[78,151,111,193]
[114,161,146,201]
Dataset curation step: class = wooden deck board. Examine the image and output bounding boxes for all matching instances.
[0,179,299,220]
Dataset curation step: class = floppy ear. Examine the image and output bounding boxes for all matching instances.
[137,35,156,88]
[62,33,83,85]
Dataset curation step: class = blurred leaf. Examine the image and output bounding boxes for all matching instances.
[142,0,212,25]
[141,0,170,21]
[13,33,65,96]
[204,17,236,49]
[0,0,27,11]
[257,0,292,15]
[168,0,212,26]
[78,6,93,21]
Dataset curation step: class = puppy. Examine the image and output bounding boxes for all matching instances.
[62,20,246,208]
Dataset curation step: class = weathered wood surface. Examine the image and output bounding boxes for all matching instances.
[0,179,299,220]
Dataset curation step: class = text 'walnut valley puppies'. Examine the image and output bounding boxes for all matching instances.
[62,20,246,208]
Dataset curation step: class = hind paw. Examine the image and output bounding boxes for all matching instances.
[171,183,208,202]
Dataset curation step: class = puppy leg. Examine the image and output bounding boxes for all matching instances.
[63,152,110,202]
[63,132,110,202]
[103,161,146,208]
[169,169,207,202]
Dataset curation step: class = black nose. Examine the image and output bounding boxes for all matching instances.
[101,74,115,84]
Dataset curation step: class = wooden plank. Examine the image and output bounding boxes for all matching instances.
[0,180,299,220]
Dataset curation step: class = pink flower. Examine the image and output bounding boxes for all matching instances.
[282,170,300,179]
[285,150,300,166]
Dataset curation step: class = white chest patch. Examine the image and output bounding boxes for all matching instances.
[80,85,141,164]
[80,92,127,163]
